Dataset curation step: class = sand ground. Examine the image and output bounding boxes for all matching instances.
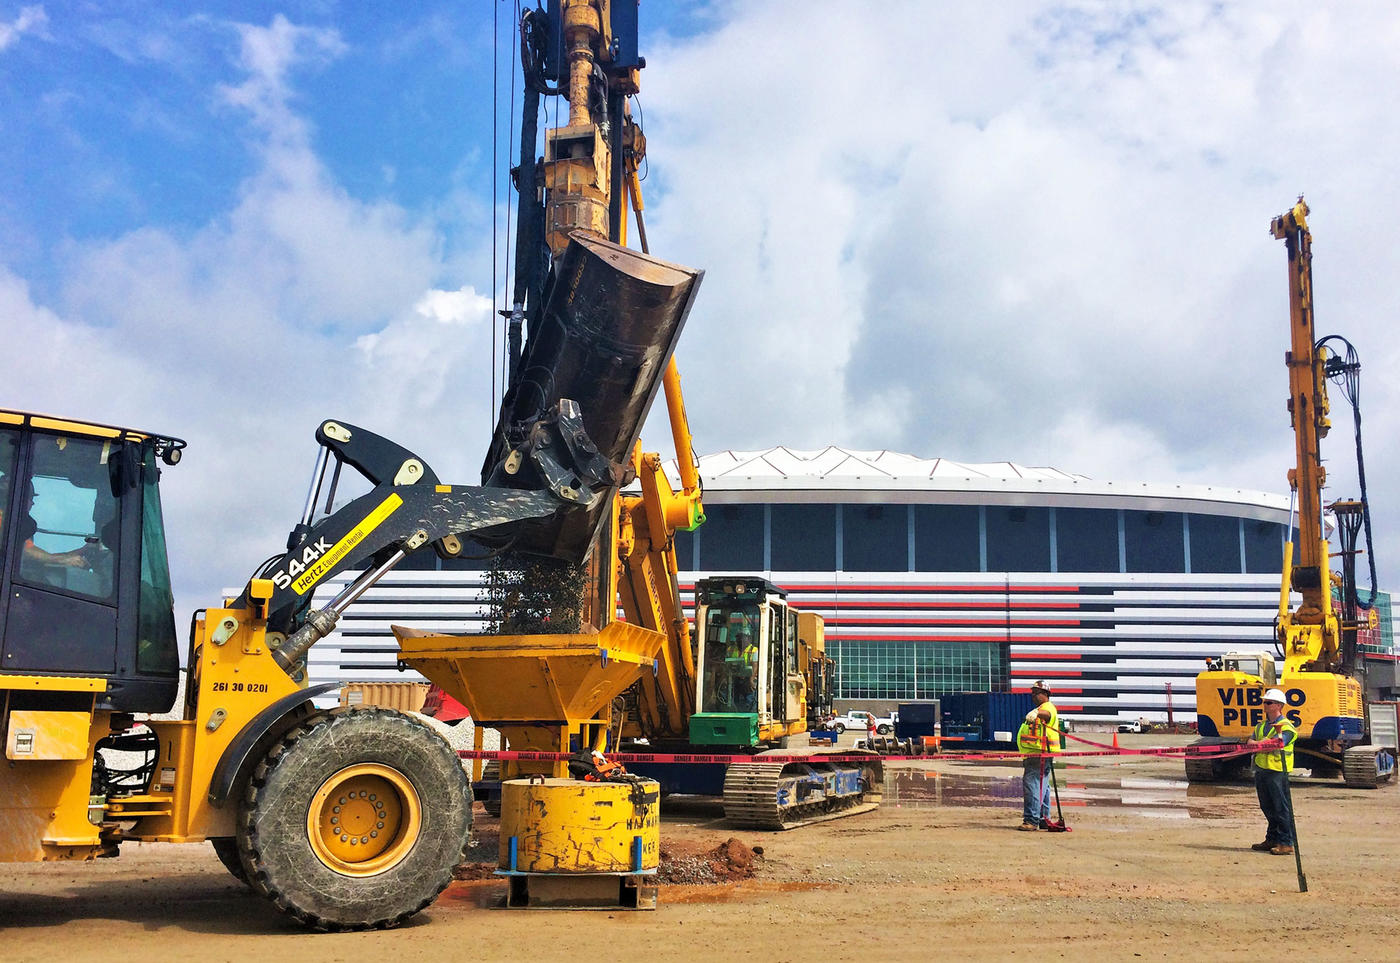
[2,733,1396,962]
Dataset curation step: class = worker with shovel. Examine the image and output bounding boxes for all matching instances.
[1016,680,1062,831]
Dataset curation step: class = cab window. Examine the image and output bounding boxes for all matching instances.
[17,434,120,601]
[700,605,759,714]
[136,446,177,674]
[0,428,18,558]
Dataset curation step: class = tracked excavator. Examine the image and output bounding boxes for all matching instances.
[399,0,882,832]
[1188,198,1396,788]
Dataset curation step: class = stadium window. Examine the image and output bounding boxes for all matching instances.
[985,505,1051,573]
[770,503,837,572]
[1188,513,1242,574]
[1125,510,1185,573]
[914,505,981,572]
[1243,520,1286,574]
[1055,507,1120,573]
[841,503,907,572]
[698,503,764,571]
[674,528,697,571]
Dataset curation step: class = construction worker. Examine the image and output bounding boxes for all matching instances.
[1245,687,1298,855]
[1016,680,1061,831]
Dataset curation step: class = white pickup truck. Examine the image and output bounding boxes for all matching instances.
[830,710,895,735]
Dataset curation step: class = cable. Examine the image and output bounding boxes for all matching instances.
[503,2,518,336]
[490,0,500,427]
[1316,335,1377,608]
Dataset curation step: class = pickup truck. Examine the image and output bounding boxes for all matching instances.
[1117,719,1143,733]
[830,710,895,735]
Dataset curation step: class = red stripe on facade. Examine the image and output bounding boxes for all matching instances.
[1008,653,1083,660]
[830,634,999,643]
[824,617,1083,627]
[776,600,1084,610]
[708,583,1084,594]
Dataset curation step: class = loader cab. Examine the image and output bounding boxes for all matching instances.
[0,412,184,713]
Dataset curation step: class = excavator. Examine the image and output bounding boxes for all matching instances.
[1188,198,1396,788]
[0,0,874,930]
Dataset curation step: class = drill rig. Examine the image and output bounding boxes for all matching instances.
[1188,199,1396,788]
[397,0,882,831]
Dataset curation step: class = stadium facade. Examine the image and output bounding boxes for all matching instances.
[309,447,1394,724]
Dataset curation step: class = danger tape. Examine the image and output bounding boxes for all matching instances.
[456,738,1272,767]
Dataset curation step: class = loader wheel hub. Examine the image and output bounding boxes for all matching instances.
[307,764,421,877]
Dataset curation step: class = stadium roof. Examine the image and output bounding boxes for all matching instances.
[660,446,1291,520]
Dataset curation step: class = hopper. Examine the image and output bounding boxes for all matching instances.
[394,620,666,776]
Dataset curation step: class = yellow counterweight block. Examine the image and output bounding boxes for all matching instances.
[1196,669,1362,739]
[499,777,659,875]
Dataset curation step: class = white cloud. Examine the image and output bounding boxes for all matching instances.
[2,15,498,612]
[635,0,1400,588]
[0,4,46,51]
[4,1,1399,606]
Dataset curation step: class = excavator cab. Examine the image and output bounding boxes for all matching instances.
[691,577,806,746]
[0,411,184,713]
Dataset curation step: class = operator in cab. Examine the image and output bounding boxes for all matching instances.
[1016,680,1061,831]
[1245,688,1298,856]
[726,632,759,711]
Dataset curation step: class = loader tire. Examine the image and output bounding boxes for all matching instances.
[210,837,249,886]
[236,706,471,931]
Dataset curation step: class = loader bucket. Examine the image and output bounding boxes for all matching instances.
[393,620,667,776]
[479,231,703,563]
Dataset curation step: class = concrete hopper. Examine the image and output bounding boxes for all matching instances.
[393,620,666,777]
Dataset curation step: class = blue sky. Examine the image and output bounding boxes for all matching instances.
[3,1,1399,614]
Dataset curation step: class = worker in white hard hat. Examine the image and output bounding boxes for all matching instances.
[1244,687,1298,856]
[1015,681,1061,831]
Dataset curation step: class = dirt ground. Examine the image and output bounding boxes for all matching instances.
[3,733,1398,961]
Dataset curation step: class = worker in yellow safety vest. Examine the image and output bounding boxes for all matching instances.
[1244,687,1298,856]
[1016,680,1061,831]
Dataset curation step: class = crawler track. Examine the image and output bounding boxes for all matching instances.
[1343,745,1395,788]
[722,748,883,830]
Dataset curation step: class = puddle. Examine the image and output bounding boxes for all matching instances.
[884,770,1244,819]
[440,880,507,908]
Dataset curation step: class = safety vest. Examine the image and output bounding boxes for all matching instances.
[1017,701,1062,754]
[1252,715,1297,772]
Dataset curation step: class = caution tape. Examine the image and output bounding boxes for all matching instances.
[456,738,1272,768]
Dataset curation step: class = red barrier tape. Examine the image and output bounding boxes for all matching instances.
[456,738,1272,767]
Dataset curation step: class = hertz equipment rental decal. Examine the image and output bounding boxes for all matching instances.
[275,493,403,595]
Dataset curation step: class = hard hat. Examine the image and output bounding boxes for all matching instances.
[1262,688,1287,704]
[1031,680,1050,693]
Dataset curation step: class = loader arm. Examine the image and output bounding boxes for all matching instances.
[234,400,616,660]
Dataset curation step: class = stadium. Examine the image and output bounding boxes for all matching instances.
[311,446,1394,725]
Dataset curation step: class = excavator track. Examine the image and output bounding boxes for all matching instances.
[1183,739,1249,784]
[721,748,883,830]
[1183,754,1222,783]
[1343,745,1395,788]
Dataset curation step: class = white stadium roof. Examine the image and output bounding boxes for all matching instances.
[661,446,1290,520]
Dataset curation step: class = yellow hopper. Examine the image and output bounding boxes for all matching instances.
[394,620,665,777]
